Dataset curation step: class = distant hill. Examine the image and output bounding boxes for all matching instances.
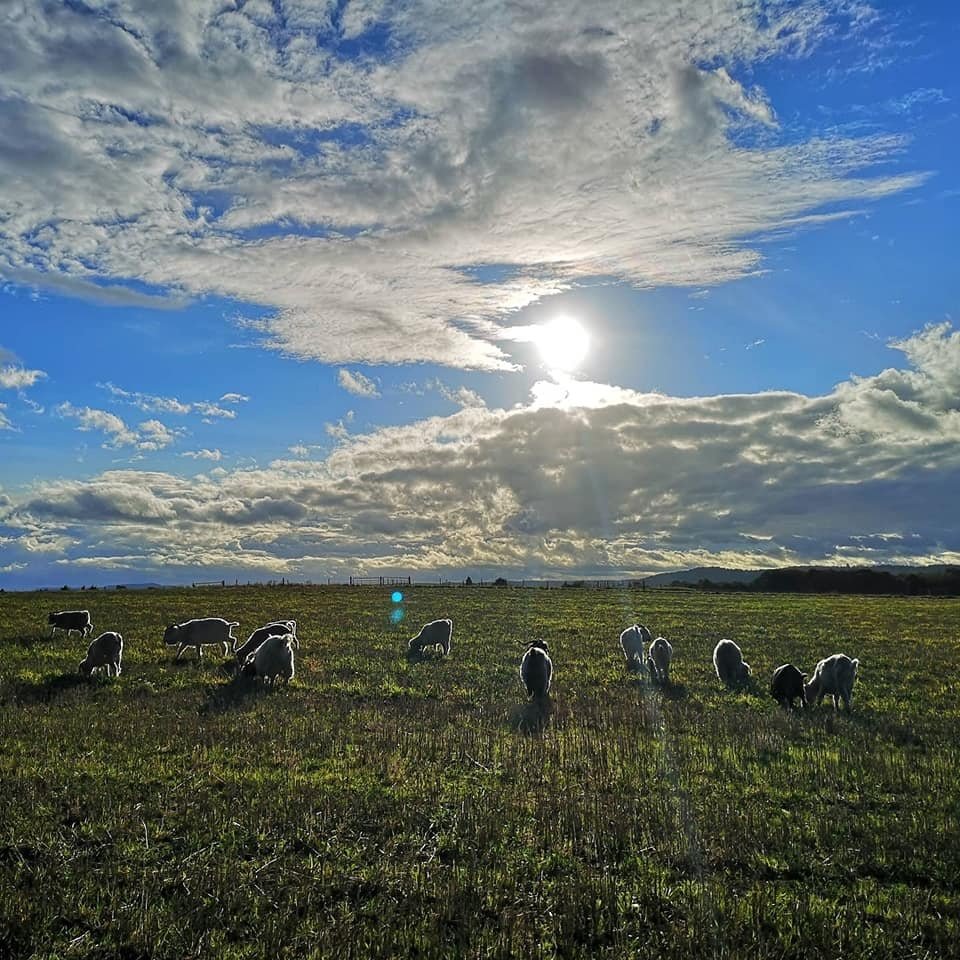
[644,566,765,586]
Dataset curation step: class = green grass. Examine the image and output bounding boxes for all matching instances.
[1,586,958,958]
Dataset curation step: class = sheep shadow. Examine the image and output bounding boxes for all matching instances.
[3,634,54,649]
[198,674,265,715]
[656,681,688,702]
[6,672,94,704]
[510,695,555,736]
[405,648,448,665]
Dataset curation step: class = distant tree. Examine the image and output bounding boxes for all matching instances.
[464,576,473,586]
[493,577,508,587]
[61,585,69,591]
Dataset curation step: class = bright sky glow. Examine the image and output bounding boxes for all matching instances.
[1,1,959,588]
[534,317,591,374]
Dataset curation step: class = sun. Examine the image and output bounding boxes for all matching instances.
[533,315,590,373]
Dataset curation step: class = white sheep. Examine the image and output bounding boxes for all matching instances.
[163,617,238,661]
[234,619,298,664]
[804,654,860,711]
[79,631,123,677]
[48,609,92,638]
[241,632,296,683]
[713,638,751,686]
[407,618,453,656]
[619,623,652,672]
[520,640,553,699]
[647,635,673,685]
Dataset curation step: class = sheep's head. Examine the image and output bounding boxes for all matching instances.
[162,623,181,645]
[241,655,257,677]
[78,659,93,676]
[527,639,549,653]
[740,661,752,681]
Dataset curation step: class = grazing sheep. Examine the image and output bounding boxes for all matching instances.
[770,663,807,709]
[804,654,859,712]
[520,640,553,699]
[619,623,652,672]
[234,619,298,664]
[407,618,453,657]
[48,610,92,638]
[647,635,673,685]
[241,632,296,683]
[713,638,751,686]
[163,618,238,661]
[79,631,123,677]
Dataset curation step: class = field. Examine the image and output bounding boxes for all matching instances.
[1,586,959,959]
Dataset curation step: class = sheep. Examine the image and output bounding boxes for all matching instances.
[48,610,92,638]
[804,654,859,712]
[241,632,296,683]
[79,631,123,677]
[619,623,652,672]
[713,638,751,686]
[647,635,673,685]
[407,618,453,657]
[234,619,298,664]
[163,617,238,661]
[520,640,553,699]
[770,663,807,709]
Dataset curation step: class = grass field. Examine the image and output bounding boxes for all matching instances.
[1,586,958,959]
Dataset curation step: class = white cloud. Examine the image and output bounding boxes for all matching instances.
[0,2,926,370]
[219,393,249,404]
[181,448,224,461]
[56,402,179,450]
[8,323,959,580]
[337,369,381,398]
[0,365,47,390]
[98,382,238,419]
[0,403,12,431]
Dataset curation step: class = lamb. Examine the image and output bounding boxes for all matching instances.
[713,638,751,686]
[520,640,553,699]
[234,619,298,664]
[770,663,807,709]
[619,623,652,672]
[48,610,92,638]
[647,635,673,685]
[407,618,453,657]
[79,631,123,677]
[241,632,296,683]
[804,654,859,712]
[163,617,238,661]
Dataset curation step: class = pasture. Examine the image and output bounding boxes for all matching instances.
[1,586,958,959]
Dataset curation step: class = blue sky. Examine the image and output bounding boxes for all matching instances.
[2,1,960,587]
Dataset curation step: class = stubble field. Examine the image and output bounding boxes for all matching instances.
[1,585,958,959]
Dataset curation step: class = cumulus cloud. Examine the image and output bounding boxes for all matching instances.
[181,448,224,461]
[219,393,249,404]
[7,324,958,582]
[0,1,926,370]
[0,365,47,390]
[55,403,179,450]
[337,369,381,398]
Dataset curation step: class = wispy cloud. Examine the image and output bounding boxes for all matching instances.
[55,402,180,450]
[98,382,239,419]
[0,365,47,390]
[180,448,223,461]
[0,2,926,371]
[337,369,381,398]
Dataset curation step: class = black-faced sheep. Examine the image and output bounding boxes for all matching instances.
[163,618,238,661]
[241,632,296,683]
[79,631,123,677]
[234,619,298,664]
[804,654,859,711]
[647,635,673,685]
[619,623,651,672]
[713,638,751,686]
[520,640,553,699]
[48,610,92,638]
[407,618,453,657]
[770,663,807,709]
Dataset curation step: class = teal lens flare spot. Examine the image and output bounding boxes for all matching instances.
[391,591,404,603]
[390,608,405,624]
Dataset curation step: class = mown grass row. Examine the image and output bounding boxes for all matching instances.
[1,586,958,958]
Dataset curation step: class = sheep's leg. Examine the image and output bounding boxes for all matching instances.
[197,644,203,661]
[175,643,187,661]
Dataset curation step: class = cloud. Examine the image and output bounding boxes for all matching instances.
[219,393,249,404]
[181,448,224,461]
[337,369,381,398]
[0,1,926,370]
[55,402,179,450]
[98,382,239,419]
[0,403,12,431]
[0,365,47,390]
[7,323,959,581]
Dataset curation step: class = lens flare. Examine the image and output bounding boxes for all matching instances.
[391,590,404,603]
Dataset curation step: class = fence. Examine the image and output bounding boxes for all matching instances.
[192,580,226,588]
[349,576,412,586]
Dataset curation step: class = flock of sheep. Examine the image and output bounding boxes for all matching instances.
[46,608,860,711]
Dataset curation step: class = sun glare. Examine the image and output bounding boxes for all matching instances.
[534,315,590,373]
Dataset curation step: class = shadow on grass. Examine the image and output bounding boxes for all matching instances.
[199,673,265,715]
[6,672,93,703]
[510,695,554,736]
[3,634,53,649]
[657,681,688,701]
[406,648,448,664]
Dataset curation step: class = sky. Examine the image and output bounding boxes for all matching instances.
[1,0,959,588]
